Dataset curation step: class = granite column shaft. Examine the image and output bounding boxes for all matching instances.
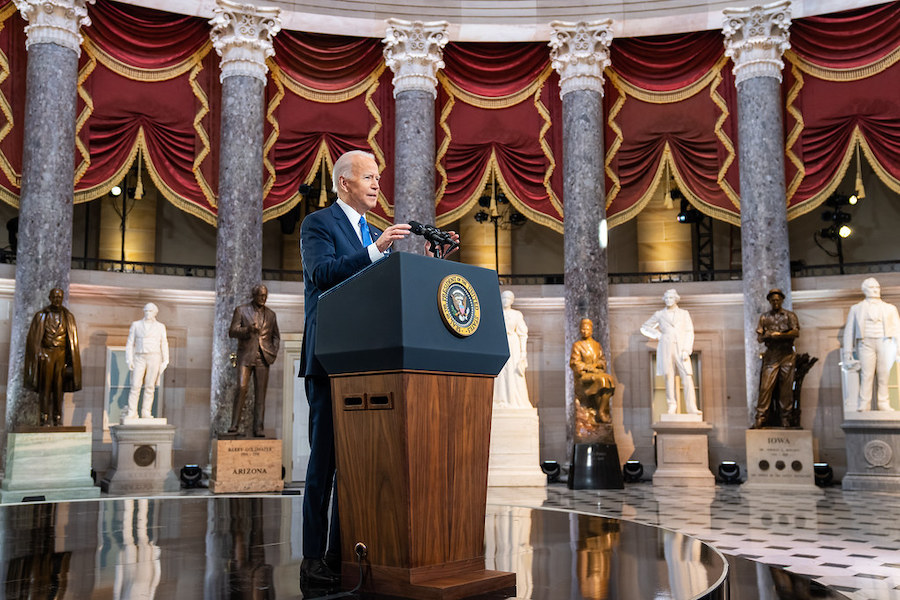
[5,42,80,433]
[392,90,436,254]
[210,75,265,436]
[736,76,792,417]
[562,90,609,455]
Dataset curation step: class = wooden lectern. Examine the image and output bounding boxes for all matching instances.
[317,252,516,599]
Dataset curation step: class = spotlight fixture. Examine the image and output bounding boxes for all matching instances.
[676,198,703,224]
[813,462,834,487]
[622,460,644,483]
[540,460,561,484]
[474,210,489,223]
[111,185,122,196]
[717,461,741,484]
[180,464,203,488]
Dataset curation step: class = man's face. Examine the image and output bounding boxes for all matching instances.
[253,288,268,307]
[143,304,157,320]
[863,280,881,299]
[340,155,380,214]
[663,291,677,307]
[49,289,63,309]
[580,319,593,339]
[769,294,784,311]
[501,292,514,309]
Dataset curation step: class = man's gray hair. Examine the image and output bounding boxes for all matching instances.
[143,302,158,316]
[332,150,377,196]
[862,277,879,292]
[664,288,680,302]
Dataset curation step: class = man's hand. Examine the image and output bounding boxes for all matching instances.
[440,230,460,257]
[375,223,411,253]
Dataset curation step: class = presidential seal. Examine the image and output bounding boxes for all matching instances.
[438,274,481,337]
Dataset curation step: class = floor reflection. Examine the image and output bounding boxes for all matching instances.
[0,495,851,600]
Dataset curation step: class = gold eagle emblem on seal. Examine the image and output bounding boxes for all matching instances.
[438,274,481,337]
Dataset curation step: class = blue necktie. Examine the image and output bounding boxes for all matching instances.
[359,216,373,246]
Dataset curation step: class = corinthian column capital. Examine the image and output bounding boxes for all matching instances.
[382,19,449,99]
[723,0,792,85]
[209,0,281,84]
[13,0,93,55]
[549,20,614,98]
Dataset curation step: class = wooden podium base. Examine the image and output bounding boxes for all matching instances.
[332,371,515,599]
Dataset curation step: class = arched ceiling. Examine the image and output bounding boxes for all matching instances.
[125,0,886,40]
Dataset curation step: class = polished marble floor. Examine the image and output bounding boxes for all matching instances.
[487,483,900,600]
[0,480,890,599]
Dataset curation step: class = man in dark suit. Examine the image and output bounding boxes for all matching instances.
[298,150,414,588]
[228,284,280,437]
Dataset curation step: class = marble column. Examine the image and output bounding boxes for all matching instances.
[549,20,614,455]
[722,1,793,421]
[4,0,92,434]
[383,19,448,254]
[208,0,281,439]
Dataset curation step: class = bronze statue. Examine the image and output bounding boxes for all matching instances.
[570,318,616,438]
[227,284,280,437]
[24,288,82,427]
[753,288,799,428]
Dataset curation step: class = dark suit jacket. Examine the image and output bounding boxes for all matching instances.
[24,306,82,392]
[229,303,280,367]
[300,201,383,377]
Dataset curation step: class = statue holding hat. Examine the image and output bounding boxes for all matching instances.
[753,288,801,428]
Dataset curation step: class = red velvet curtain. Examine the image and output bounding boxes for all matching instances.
[437,42,563,231]
[0,1,26,207]
[604,31,741,226]
[784,1,900,214]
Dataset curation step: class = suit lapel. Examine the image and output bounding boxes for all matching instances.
[329,202,364,249]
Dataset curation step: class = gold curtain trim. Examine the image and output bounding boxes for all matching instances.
[82,36,212,82]
[0,183,18,207]
[785,46,900,82]
[276,62,386,103]
[533,81,564,224]
[434,77,455,211]
[435,149,494,227]
[263,60,285,203]
[607,64,721,105]
[604,79,626,207]
[608,147,669,228]
[784,64,806,202]
[0,4,20,195]
[188,61,216,208]
[72,134,141,203]
[362,72,392,216]
[709,56,740,209]
[437,64,552,109]
[859,132,900,196]
[73,52,96,185]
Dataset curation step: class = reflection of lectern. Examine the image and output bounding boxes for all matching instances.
[318,252,516,599]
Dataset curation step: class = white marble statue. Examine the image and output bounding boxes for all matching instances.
[493,291,531,408]
[842,278,900,411]
[124,303,169,420]
[640,289,700,415]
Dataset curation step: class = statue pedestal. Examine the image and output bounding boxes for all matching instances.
[209,439,283,493]
[1,431,100,503]
[101,424,180,495]
[488,407,547,487]
[568,426,623,490]
[841,417,900,491]
[741,429,822,494]
[651,420,715,488]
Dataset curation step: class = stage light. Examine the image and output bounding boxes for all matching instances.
[509,212,527,226]
[540,460,561,484]
[598,218,608,249]
[839,225,852,238]
[180,464,203,488]
[814,462,834,487]
[848,194,858,205]
[676,198,703,224]
[474,210,489,223]
[111,185,122,196]
[717,461,741,484]
[622,460,643,483]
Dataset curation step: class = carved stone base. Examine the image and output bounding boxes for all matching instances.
[1,432,100,503]
[842,418,900,491]
[741,429,822,494]
[209,439,283,493]
[488,407,546,487]
[101,424,180,495]
[651,421,715,487]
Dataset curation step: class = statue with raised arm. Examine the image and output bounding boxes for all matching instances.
[640,289,700,415]
[24,288,82,427]
[843,277,900,411]
[124,303,169,421]
[493,291,531,408]
[570,318,616,436]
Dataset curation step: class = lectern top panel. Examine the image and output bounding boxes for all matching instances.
[316,252,509,376]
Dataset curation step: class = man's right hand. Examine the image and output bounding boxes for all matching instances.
[375,223,411,253]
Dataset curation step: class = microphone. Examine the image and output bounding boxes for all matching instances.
[408,221,458,258]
